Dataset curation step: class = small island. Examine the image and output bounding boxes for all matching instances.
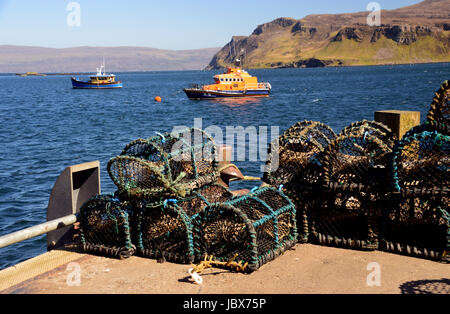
[16,72,47,77]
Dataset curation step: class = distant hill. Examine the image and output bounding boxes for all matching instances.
[206,0,450,69]
[0,46,221,73]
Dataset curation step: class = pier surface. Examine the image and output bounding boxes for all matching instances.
[1,244,448,294]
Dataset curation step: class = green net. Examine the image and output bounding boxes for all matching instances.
[136,184,234,264]
[108,128,219,201]
[192,187,297,273]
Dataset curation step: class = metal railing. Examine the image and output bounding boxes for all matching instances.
[0,214,78,249]
[0,161,100,252]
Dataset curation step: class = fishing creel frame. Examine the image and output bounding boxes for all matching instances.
[381,130,450,262]
[263,121,336,187]
[262,121,336,243]
[307,132,393,251]
[427,80,449,135]
[339,120,397,149]
[390,130,449,196]
[107,128,220,202]
[78,195,136,259]
[322,132,393,193]
[192,187,298,273]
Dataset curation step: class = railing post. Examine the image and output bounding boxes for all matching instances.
[46,161,101,250]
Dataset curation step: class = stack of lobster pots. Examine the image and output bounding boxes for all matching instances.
[79,127,298,273]
[263,81,449,262]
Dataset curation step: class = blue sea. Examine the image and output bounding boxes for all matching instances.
[0,63,449,270]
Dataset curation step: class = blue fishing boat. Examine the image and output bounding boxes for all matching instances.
[71,63,123,89]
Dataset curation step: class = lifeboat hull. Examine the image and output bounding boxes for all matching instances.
[184,88,270,100]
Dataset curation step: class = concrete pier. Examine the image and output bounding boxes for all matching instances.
[1,244,448,294]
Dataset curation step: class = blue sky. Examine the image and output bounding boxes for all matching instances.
[0,0,423,50]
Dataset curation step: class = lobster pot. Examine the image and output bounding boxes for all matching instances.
[323,133,392,192]
[284,121,337,147]
[108,128,219,202]
[383,131,450,261]
[381,195,449,262]
[135,184,234,264]
[339,120,396,149]
[177,183,235,216]
[427,80,449,135]
[263,121,336,243]
[136,201,195,264]
[263,121,336,187]
[79,195,135,259]
[193,187,298,272]
[309,133,393,250]
[390,131,449,195]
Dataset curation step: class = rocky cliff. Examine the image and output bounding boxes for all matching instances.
[206,0,450,69]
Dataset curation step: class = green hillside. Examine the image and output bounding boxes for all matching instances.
[206,0,450,69]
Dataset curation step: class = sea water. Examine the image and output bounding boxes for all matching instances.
[0,63,448,270]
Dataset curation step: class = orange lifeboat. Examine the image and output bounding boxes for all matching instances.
[184,66,271,100]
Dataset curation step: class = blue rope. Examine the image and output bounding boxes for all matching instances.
[164,199,178,208]
[155,132,166,143]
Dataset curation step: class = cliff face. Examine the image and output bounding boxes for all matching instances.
[206,0,450,69]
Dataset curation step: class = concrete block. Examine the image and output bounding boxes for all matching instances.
[375,110,421,140]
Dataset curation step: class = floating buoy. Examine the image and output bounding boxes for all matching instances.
[154,96,162,102]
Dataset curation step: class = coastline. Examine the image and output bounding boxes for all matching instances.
[206,59,450,71]
[3,60,450,76]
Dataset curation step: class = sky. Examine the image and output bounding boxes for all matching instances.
[0,0,424,50]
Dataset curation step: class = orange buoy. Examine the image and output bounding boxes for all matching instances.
[154,96,162,102]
